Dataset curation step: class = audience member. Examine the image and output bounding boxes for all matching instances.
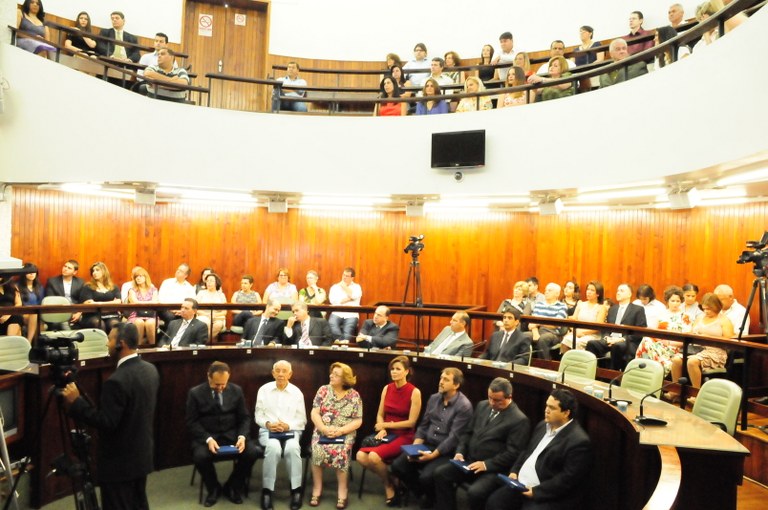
[574,25,604,66]
[385,53,404,69]
[524,283,568,359]
[298,270,327,318]
[693,2,721,52]
[186,361,262,506]
[562,278,580,316]
[491,31,517,81]
[45,259,85,328]
[284,301,334,347]
[374,76,407,116]
[62,323,159,510]
[497,67,531,108]
[633,284,667,328]
[670,293,734,396]
[64,11,97,54]
[485,389,592,510]
[356,305,400,348]
[230,274,262,327]
[683,283,703,322]
[443,51,466,90]
[309,362,363,509]
[528,56,574,101]
[254,360,307,510]
[144,48,190,103]
[328,268,363,341]
[415,78,449,115]
[637,285,690,375]
[586,283,648,370]
[536,40,576,75]
[195,272,227,341]
[424,311,474,356]
[120,266,142,302]
[138,32,169,70]
[481,307,531,365]
[497,280,532,316]
[668,3,686,27]
[477,44,496,83]
[714,283,750,337]
[98,11,140,62]
[244,299,286,345]
[527,277,545,303]
[195,268,214,295]
[158,263,196,327]
[162,298,208,348]
[0,278,22,337]
[263,268,299,311]
[514,51,532,77]
[456,76,493,112]
[16,0,54,58]
[434,377,530,510]
[389,367,473,509]
[19,267,44,340]
[388,65,413,99]
[126,266,159,345]
[356,356,422,506]
[426,57,453,88]
[599,38,648,88]
[80,262,121,333]
[403,43,430,87]
[655,26,690,69]
[276,62,308,112]
[563,280,607,352]
[626,11,654,55]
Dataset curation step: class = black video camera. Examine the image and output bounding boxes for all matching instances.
[737,231,768,277]
[404,234,425,256]
[29,332,85,387]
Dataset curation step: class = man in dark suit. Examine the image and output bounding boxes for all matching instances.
[283,301,333,346]
[62,323,159,510]
[485,389,592,510]
[44,259,85,328]
[244,299,286,345]
[355,305,400,348]
[98,11,140,62]
[434,377,530,510]
[586,283,647,370]
[481,307,531,365]
[162,298,208,347]
[186,361,263,506]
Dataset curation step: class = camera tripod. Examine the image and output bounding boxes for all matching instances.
[401,252,423,308]
[739,276,768,338]
[40,380,100,510]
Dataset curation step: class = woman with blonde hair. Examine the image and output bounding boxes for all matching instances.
[527,56,574,101]
[127,266,159,345]
[80,262,121,332]
[497,66,532,108]
[456,76,493,112]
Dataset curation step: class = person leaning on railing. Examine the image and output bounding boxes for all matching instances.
[143,47,190,103]
[456,76,493,112]
[374,76,407,116]
[16,0,55,59]
[527,56,574,102]
[63,11,97,55]
[497,66,532,108]
[415,79,449,115]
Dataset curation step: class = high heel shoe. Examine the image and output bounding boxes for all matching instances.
[336,497,348,509]
[309,494,321,507]
[386,492,401,507]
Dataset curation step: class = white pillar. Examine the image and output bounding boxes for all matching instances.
[0,0,16,46]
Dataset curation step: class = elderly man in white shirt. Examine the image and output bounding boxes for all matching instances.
[714,284,751,337]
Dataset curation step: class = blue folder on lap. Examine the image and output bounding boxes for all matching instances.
[319,435,345,444]
[216,445,239,455]
[381,433,398,443]
[496,473,527,491]
[450,459,472,472]
[400,444,431,457]
[269,431,295,441]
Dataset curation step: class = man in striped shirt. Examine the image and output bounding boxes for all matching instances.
[524,283,567,360]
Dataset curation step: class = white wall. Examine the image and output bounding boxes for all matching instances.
[42,0,697,59]
[1,7,766,196]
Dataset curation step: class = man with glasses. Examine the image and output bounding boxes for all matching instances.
[355,305,400,348]
[403,42,430,87]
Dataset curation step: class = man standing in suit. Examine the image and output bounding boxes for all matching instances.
[434,377,530,510]
[98,11,140,62]
[44,259,85,328]
[283,301,333,346]
[244,299,286,345]
[424,311,474,357]
[485,389,592,510]
[355,305,400,348]
[163,298,208,347]
[62,323,159,510]
[186,361,262,506]
[481,307,531,365]
[586,283,647,370]
[254,360,307,510]
[390,367,473,509]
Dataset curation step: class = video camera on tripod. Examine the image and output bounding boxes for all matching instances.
[404,234,425,257]
[29,332,85,388]
[736,231,768,277]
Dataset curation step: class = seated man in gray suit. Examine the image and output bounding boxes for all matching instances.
[481,307,531,365]
[162,298,208,347]
[355,305,400,348]
[424,311,474,357]
[599,38,648,88]
[283,301,334,346]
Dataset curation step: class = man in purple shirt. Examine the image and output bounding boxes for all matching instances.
[627,11,654,55]
[390,367,473,509]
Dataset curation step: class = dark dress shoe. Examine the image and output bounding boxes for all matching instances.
[262,489,274,510]
[290,488,302,510]
[223,484,243,505]
[204,485,221,507]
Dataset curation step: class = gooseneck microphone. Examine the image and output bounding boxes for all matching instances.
[605,362,646,405]
[560,355,609,384]
[635,377,689,426]
[462,340,488,362]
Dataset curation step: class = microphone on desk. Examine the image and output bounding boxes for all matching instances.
[560,355,610,384]
[156,328,173,350]
[605,362,646,405]
[635,377,689,426]
[461,340,488,362]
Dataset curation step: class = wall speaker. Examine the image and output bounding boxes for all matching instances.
[134,189,156,206]
[268,198,288,213]
[667,188,699,209]
[539,198,564,216]
[406,203,424,217]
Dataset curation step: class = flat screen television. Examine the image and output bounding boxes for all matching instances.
[431,130,485,168]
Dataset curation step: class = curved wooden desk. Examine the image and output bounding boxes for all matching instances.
[24,346,747,509]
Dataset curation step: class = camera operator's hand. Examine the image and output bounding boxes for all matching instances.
[61,382,80,404]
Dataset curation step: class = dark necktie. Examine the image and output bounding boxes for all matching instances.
[213,391,222,408]
[255,318,268,344]
[500,332,510,351]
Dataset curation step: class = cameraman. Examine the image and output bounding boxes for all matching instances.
[62,323,160,510]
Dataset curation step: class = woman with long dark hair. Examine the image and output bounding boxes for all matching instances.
[374,76,407,116]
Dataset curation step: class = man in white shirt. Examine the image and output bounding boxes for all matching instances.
[138,32,169,71]
[276,61,308,112]
[403,42,430,87]
[668,3,686,27]
[491,31,517,82]
[328,267,362,341]
[158,263,196,327]
[714,284,750,337]
[485,389,592,510]
[254,360,307,510]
